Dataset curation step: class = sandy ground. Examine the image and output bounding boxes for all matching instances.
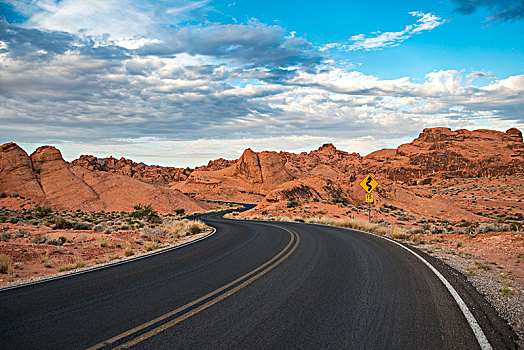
[0,223,213,289]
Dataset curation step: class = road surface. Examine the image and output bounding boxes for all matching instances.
[0,212,517,349]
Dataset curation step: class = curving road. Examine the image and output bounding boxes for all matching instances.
[0,212,517,349]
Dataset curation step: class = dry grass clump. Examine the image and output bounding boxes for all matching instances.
[225,213,410,239]
[98,236,109,248]
[146,219,208,240]
[0,253,13,274]
[305,216,388,234]
[58,259,86,272]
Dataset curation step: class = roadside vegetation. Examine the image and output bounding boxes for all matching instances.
[223,212,407,240]
[0,202,236,285]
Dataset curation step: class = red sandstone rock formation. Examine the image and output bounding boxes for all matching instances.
[10,127,522,220]
[0,143,44,201]
[72,155,191,184]
[0,143,212,213]
[364,128,524,184]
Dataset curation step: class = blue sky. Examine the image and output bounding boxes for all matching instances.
[1,0,523,166]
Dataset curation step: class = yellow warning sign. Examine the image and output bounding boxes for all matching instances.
[365,194,374,203]
[359,174,378,193]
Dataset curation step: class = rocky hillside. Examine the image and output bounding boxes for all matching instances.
[364,128,524,184]
[172,127,524,221]
[0,143,212,213]
[8,127,521,220]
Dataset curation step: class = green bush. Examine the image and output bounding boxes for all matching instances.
[0,193,7,198]
[35,206,53,218]
[287,199,299,208]
[53,218,73,229]
[173,208,185,216]
[130,203,161,223]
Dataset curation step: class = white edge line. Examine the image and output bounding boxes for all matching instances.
[0,227,217,292]
[344,226,493,350]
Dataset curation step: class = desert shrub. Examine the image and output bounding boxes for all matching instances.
[0,231,11,242]
[390,231,410,240]
[32,234,49,244]
[334,197,349,205]
[382,204,399,211]
[0,254,13,274]
[429,225,444,234]
[73,221,93,230]
[457,226,474,234]
[476,222,511,234]
[155,219,207,238]
[98,236,108,247]
[173,208,185,216]
[287,199,299,208]
[10,193,19,198]
[53,218,73,230]
[124,249,134,257]
[34,206,53,218]
[46,237,66,246]
[93,224,105,232]
[408,227,425,235]
[0,192,7,198]
[130,203,160,223]
[58,259,86,272]
[189,224,202,235]
[0,216,7,223]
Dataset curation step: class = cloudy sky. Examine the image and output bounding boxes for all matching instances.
[1,0,523,167]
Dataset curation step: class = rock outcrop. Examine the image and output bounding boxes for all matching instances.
[72,155,192,184]
[31,146,101,210]
[364,128,524,183]
[0,143,44,201]
[0,143,212,213]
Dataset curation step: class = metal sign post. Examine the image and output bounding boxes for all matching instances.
[360,175,378,222]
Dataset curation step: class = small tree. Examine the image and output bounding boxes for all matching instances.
[130,203,161,223]
[174,208,185,216]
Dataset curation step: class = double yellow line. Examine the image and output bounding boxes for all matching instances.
[87,224,300,350]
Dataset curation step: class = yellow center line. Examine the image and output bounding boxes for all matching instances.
[86,223,299,350]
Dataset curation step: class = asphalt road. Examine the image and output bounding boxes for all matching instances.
[0,212,517,349]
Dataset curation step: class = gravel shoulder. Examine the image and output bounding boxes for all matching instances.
[417,243,524,348]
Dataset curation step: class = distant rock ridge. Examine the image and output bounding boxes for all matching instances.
[72,155,192,184]
[0,144,212,213]
[2,127,522,217]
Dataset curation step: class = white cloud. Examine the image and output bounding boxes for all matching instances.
[465,71,497,84]
[322,11,445,51]
[5,0,212,49]
[1,6,522,167]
